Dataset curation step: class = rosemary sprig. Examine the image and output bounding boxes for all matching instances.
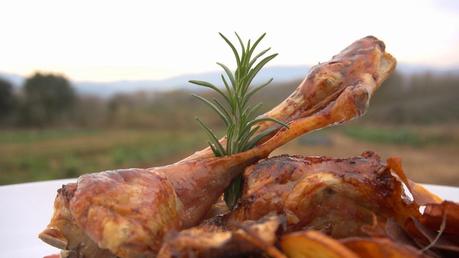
[190,32,288,209]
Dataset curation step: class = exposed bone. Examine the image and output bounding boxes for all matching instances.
[182,35,395,161]
[39,36,396,258]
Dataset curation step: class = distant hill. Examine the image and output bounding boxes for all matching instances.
[74,65,310,97]
[0,72,24,86]
[1,64,458,97]
[0,66,309,97]
[396,63,459,75]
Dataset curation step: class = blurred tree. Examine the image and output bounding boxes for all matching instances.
[74,95,107,127]
[364,71,459,124]
[107,93,135,127]
[22,72,76,126]
[0,78,16,123]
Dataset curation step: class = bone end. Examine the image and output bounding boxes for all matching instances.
[39,227,68,250]
[378,52,397,84]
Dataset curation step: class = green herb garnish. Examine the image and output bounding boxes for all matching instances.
[190,32,288,209]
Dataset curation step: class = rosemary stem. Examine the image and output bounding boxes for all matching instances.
[190,32,288,209]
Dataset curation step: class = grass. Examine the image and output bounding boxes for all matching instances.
[275,124,459,186]
[341,125,453,147]
[1,125,458,186]
[0,129,207,185]
[0,129,100,144]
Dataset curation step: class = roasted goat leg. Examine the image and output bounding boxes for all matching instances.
[157,153,457,258]
[223,153,457,257]
[225,152,426,235]
[39,36,396,258]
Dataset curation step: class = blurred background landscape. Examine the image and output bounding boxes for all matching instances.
[1,67,459,186]
[0,0,458,186]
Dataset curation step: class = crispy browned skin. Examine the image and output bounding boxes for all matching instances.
[157,215,285,258]
[154,153,457,258]
[39,36,396,258]
[227,152,459,257]
[227,152,419,238]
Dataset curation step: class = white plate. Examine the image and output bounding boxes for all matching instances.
[0,179,458,258]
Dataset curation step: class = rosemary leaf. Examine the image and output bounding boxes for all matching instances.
[219,33,241,66]
[191,32,288,209]
[224,175,243,211]
[217,62,236,87]
[189,80,231,104]
[192,94,230,126]
[195,117,225,156]
[245,126,280,150]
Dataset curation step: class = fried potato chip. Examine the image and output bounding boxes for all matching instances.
[280,231,358,258]
[421,201,459,234]
[341,237,425,258]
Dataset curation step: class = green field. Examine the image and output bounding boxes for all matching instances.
[0,129,208,185]
[275,124,459,186]
[1,125,459,186]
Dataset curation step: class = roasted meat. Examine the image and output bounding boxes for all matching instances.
[39,36,396,258]
[227,152,409,235]
[226,152,429,236]
[155,153,458,258]
[157,215,285,258]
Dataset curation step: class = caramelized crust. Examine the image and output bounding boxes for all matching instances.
[41,169,182,257]
[227,152,418,237]
[70,168,182,257]
[39,36,397,258]
[157,215,284,258]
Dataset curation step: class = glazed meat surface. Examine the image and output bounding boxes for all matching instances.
[227,152,414,237]
[155,153,456,258]
[39,36,396,258]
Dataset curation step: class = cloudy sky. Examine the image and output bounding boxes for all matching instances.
[1,0,458,82]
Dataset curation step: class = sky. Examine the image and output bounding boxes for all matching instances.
[0,0,458,82]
